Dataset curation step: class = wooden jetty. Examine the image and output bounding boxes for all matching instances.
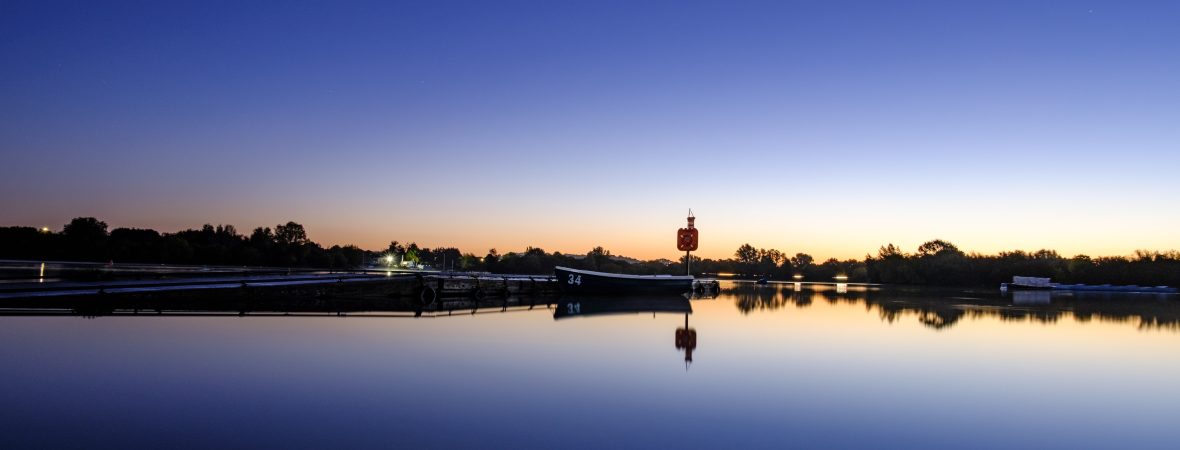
[0,265,721,319]
[0,272,559,310]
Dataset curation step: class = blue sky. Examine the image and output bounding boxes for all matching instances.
[2,1,1177,259]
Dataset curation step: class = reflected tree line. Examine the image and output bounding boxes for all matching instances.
[730,284,1180,331]
[2,218,1178,287]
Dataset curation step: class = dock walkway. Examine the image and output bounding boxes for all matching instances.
[0,272,559,305]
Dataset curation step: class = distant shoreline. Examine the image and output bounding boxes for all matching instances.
[2,218,1177,288]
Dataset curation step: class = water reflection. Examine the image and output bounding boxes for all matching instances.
[1012,290,1051,305]
[553,295,699,368]
[675,313,696,368]
[553,295,691,320]
[1,281,1177,333]
[729,282,1180,331]
[3,282,1180,448]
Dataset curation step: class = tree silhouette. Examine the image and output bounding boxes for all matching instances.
[791,253,814,273]
[917,239,961,257]
[274,222,309,246]
[734,244,758,274]
[63,217,108,260]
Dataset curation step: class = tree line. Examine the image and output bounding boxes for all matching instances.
[702,239,1180,288]
[1,218,1177,287]
[864,239,1180,288]
[0,217,366,269]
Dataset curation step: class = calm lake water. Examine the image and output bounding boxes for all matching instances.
[2,282,1179,449]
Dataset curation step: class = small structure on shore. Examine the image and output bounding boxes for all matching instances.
[1006,276,1053,290]
[1002,276,1177,294]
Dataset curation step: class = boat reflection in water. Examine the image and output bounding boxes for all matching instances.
[1012,290,1052,305]
[554,294,698,367]
[553,294,692,320]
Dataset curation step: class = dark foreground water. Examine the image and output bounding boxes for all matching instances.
[2,282,1179,449]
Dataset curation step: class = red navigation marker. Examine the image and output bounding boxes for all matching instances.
[676,211,698,251]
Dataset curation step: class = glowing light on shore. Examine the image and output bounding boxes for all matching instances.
[793,274,803,280]
[834,275,849,281]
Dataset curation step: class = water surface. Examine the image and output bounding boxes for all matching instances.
[2,283,1178,449]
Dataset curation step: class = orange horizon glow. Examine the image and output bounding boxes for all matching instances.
[11,199,1180,263]
[10,214,1179,263]
[305,213,1180,262]
[34,217,1172,263]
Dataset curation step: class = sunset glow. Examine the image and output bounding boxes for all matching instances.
[2,2,1178,261]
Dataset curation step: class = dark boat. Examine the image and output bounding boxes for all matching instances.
[553,295,692,320]
[554,266,694,295]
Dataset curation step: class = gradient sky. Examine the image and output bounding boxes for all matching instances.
[2,1,1178,260]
